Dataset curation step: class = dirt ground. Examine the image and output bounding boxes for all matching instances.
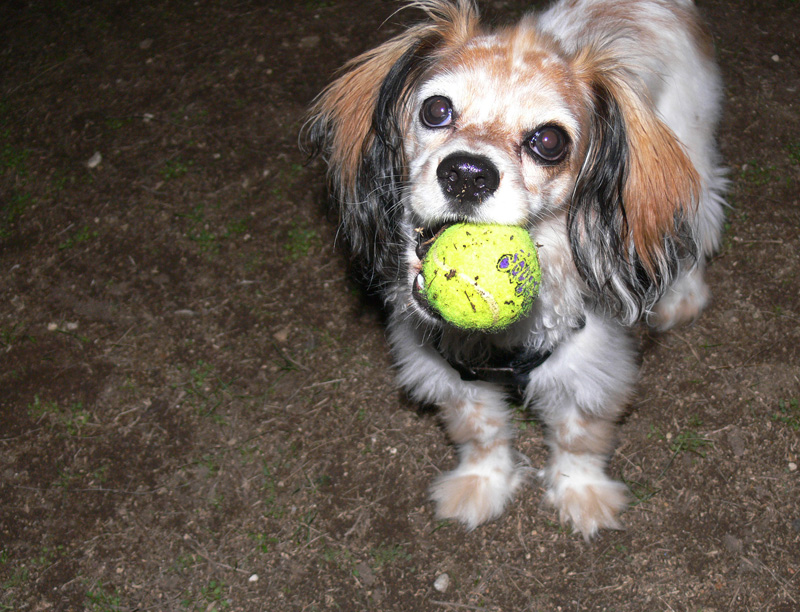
[1,0,798,610]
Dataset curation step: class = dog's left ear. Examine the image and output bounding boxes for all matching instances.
[303,1,480,288]
[568,52,700,322]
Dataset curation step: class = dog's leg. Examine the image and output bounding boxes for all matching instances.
[541,408,629,539]
[648,264,710,331]
[388,322,527,529]
[529,316,636,539]
[430,389,527,529]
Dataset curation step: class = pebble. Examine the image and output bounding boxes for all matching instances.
[248,574,258,583]
[722,534,743,554]
[299,35,320,49]
[355,562,375,587]
[273,327,290,343]
[87,151,103,168]
[727,428,746,457]
[434,573,450,593]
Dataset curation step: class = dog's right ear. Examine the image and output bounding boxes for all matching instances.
[567,48,701,323]
[303,1,479,285]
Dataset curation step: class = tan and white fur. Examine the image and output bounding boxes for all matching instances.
[306,0,727,538]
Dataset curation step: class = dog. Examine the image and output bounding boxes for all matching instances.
[305,0,726,538]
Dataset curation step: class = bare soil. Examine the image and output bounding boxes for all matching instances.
[1,1,798,611]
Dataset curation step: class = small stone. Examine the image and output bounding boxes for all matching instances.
[434,573,450,592]
[248,574,259,583]
[299,35,320,49]
[727,428,746,457]
[789,462,797,472]
[140,38,153,50]
[722,534,742,554]
[771,54,780,62]
[87,152,103,168]
[355,562,375,587]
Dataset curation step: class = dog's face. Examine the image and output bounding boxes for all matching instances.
[307,0,701,325]
[404,32,587,231]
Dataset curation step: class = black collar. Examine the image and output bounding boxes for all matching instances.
[436,318,586,397]
[444,347,553,390]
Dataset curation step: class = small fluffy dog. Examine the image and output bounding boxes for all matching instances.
[306,0,726,538]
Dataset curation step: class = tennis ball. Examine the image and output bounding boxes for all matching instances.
[417,224,541,331]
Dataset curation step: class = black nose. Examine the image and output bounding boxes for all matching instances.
[436,154,500,211]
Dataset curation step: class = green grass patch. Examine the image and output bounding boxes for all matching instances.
[58,225,98,250]
[262,461,285,519]
[0,324,34,348]
[249,532,280,553]
[178,203,249,254]
[175,360,234,422]
[669,428,712,457]
[269,163,305,200]
[740,162,776,187]
[624,476,661,506]
[282,223,320,261]
[772,398,800,430]
[181,579,231,610]
[0,183,33,240]
[161,158,193,180]
[0,123,36,239]
[28,395,91,436]
[787,142,800,165]
[371,543,411,570]
[85,582,122,611]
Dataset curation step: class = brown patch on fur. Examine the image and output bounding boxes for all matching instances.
[432,473,492,521]
[555,417,617,456]
[442,400,506,445]
[465,438,506,465]
[557,482,628,533]
[574,48,700,277]
[620,93,700,275]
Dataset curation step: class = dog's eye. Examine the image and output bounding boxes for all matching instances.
[527,126,569,163]
[420,96,454,128]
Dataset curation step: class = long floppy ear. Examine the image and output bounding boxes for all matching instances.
[304,0,480,288]
[567,56,701,323]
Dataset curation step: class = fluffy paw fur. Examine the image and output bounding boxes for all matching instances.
[431,456,528,530]
[543,454,629,539]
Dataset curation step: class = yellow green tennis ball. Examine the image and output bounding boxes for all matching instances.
[417,224,541,331]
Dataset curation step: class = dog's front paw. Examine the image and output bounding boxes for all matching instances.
[543,457,629,539]
[431,456,527,530]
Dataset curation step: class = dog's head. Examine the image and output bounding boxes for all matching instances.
[305,0,700,324]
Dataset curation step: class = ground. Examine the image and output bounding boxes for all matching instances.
[0,1,798,611]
